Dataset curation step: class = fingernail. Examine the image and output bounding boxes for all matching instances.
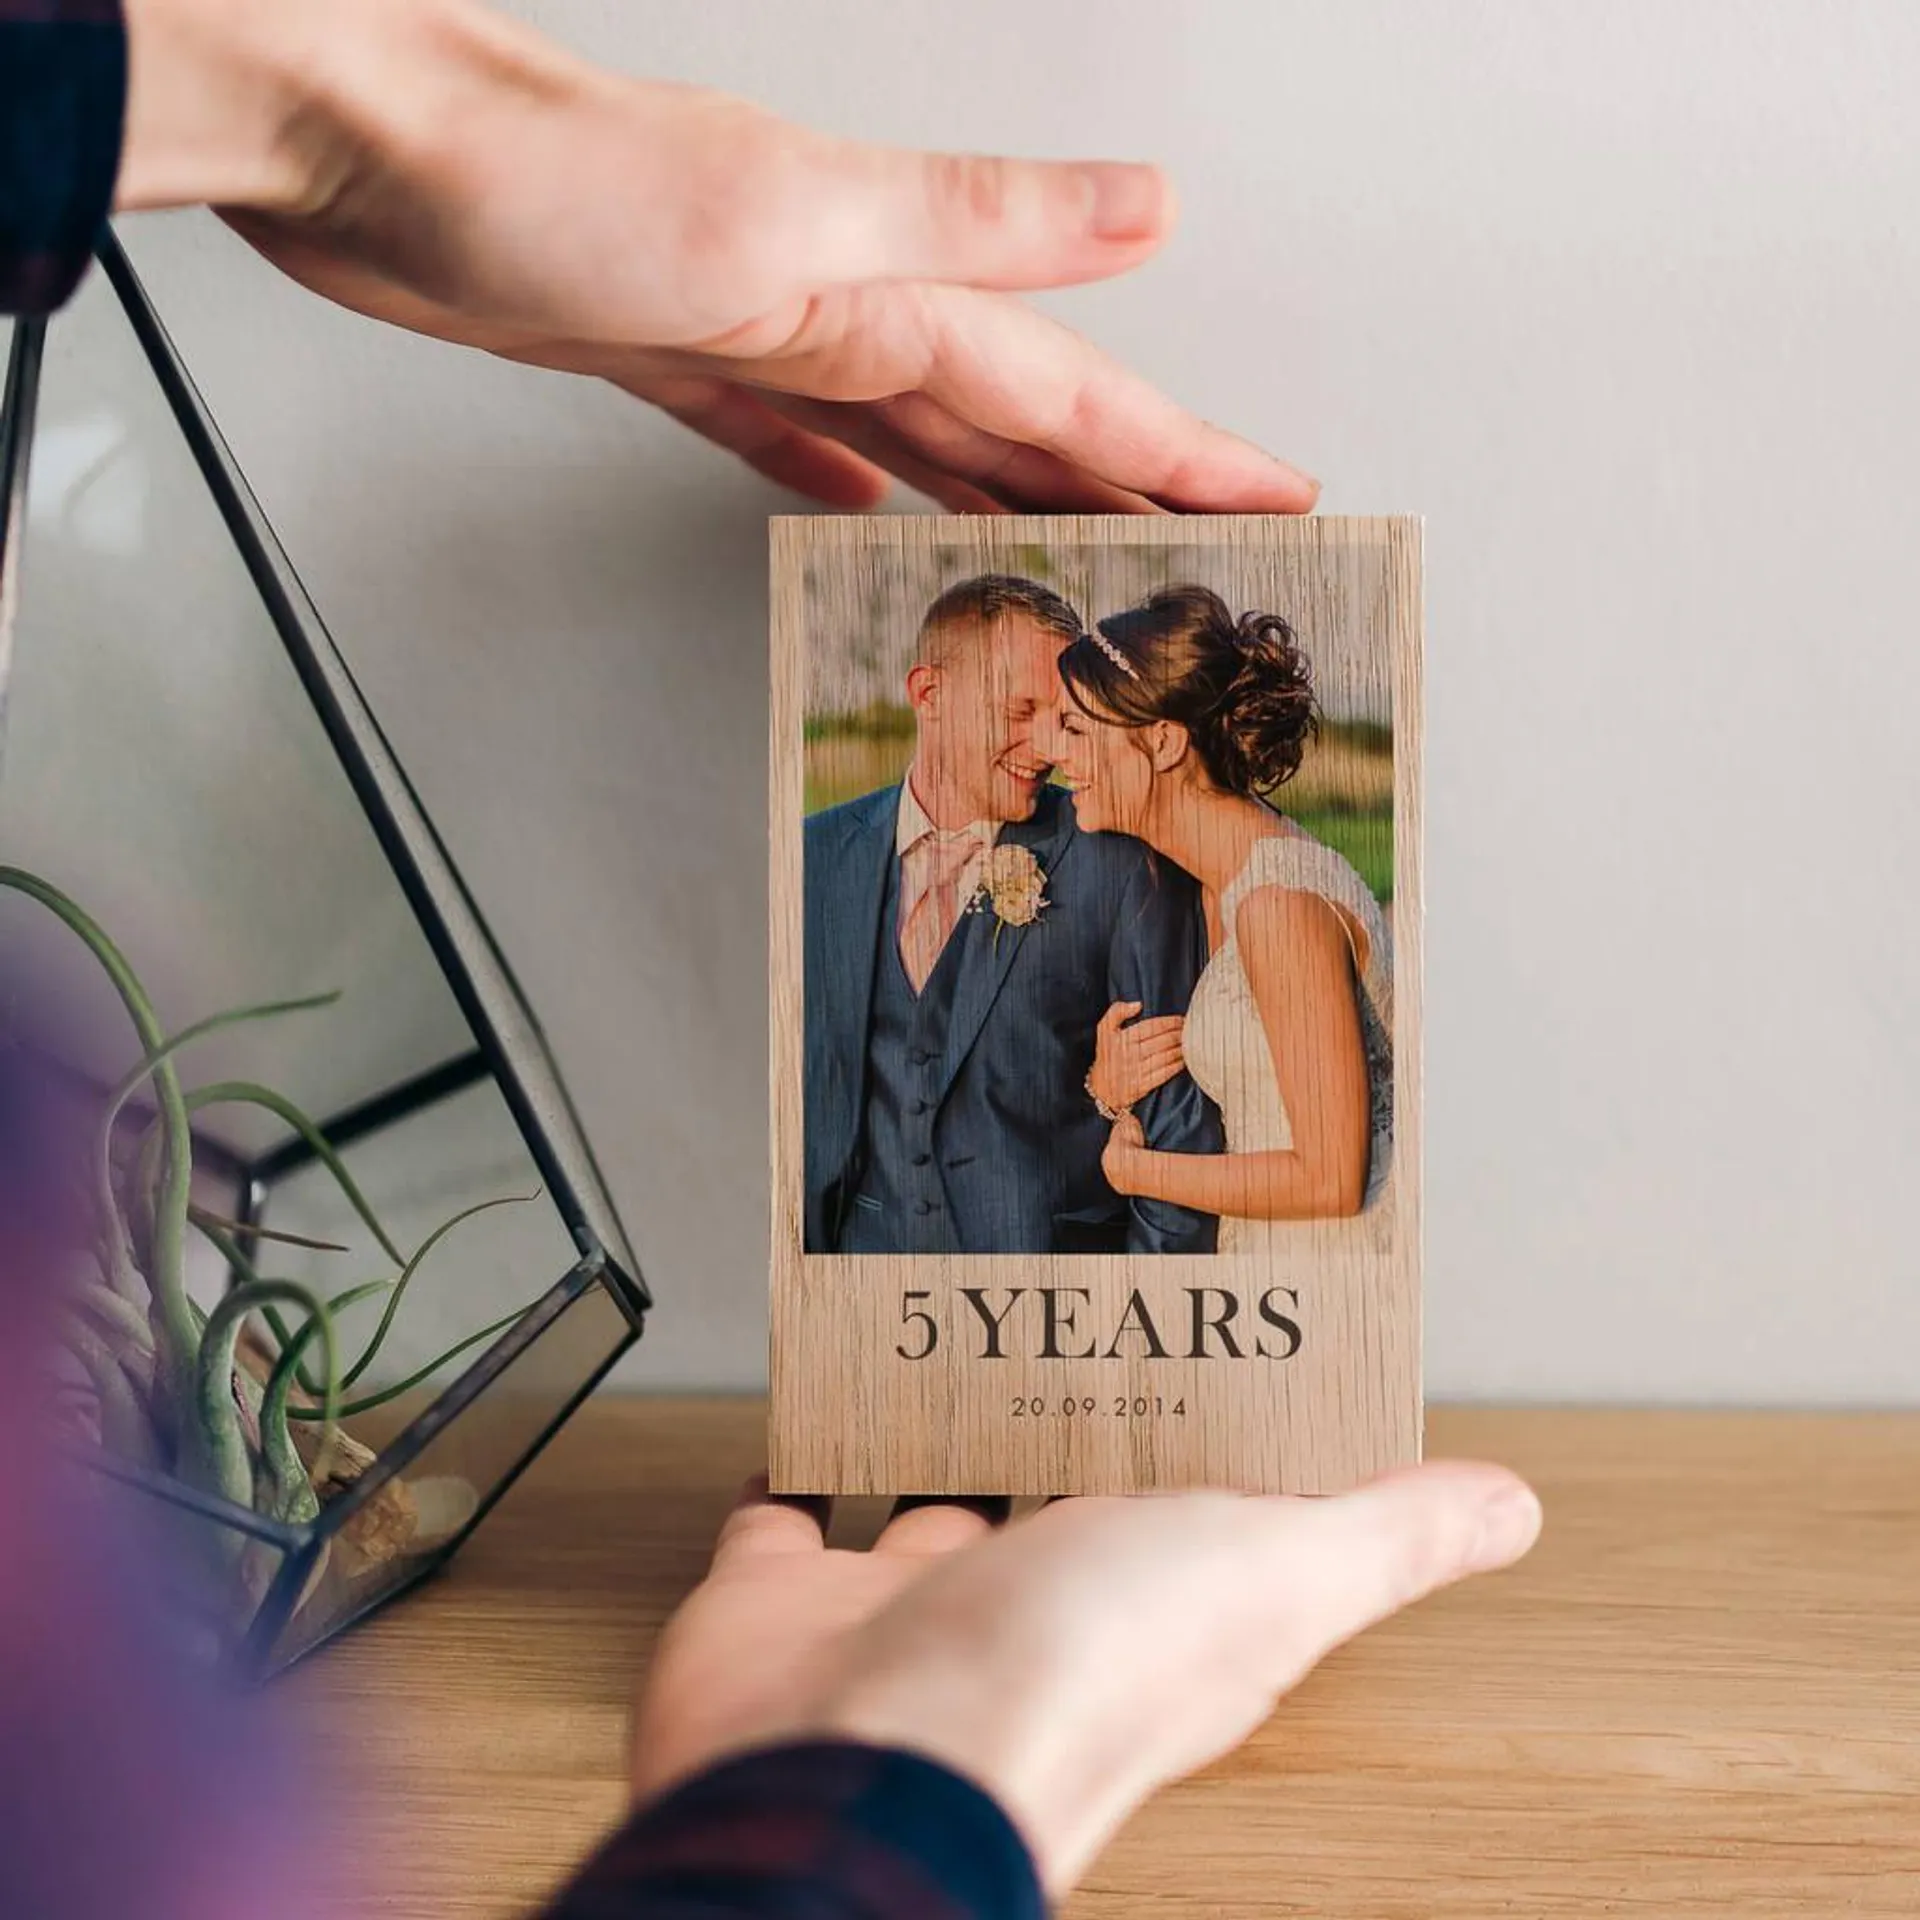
[1220,433,1320,507]
[1469,1486,1542,1572]
[1085,163,1167,242]
[1264,455,1321,502]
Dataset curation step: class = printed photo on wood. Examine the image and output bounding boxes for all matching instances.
[771,517,1421,1495]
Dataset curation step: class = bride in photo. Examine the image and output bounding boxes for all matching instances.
[1053,586,1393,1248]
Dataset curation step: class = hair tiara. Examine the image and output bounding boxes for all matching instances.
[1085,627,1140,680]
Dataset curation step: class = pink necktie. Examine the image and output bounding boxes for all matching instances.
[899,832,981,993]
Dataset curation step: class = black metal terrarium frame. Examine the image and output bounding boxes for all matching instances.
[0,233,651,1676]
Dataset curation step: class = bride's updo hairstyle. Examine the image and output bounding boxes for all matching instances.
[1058,585,1320,796]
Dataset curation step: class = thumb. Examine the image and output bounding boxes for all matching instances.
[803,139,1175,291]
[1251,1462,1542,1686]
[1098,1001,1143,1034]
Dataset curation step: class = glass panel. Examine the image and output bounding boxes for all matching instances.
[85,239,644,1289]
[266,1264,634,1672]
[258,1072,576,1395]
[86,1459,295,1672]
[1,268,473,1139]
[1,253,639,1675]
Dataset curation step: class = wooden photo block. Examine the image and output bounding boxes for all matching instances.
[771,516,1421,1495]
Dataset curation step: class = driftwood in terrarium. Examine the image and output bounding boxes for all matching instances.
[231,1329,476,1584]
[5,865,530,1625]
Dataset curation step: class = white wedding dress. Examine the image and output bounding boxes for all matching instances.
[1181,833,1395,1251]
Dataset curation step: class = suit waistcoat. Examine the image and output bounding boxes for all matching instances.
[838,849,967,1253]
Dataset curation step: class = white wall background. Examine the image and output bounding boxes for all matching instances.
[30,1,1920,1401]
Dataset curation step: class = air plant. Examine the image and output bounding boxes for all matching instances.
[4,864,539,1622]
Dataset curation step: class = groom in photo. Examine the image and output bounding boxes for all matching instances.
[804,574,1221,1255]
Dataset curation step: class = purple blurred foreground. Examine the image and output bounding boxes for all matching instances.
[0,983,329,1920]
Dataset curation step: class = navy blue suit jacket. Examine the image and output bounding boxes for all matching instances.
[804,783,1221,1254]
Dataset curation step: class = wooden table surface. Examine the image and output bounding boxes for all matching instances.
[297,1399,1920,1917]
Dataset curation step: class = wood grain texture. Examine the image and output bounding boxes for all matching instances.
[770,517,1422,1495]
[295,1397,1920,1918]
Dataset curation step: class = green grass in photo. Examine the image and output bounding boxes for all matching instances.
[803,706,1393,902]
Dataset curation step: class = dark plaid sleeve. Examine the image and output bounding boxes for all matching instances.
[0,0,126,315]
[543,1741,1047,1920]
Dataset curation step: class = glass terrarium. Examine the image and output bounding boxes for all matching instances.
[0,234,649,1676]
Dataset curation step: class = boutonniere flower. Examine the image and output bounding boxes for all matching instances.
[969,843,1050,935]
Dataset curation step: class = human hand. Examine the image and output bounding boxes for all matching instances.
[1101,1107,1149,1192]
[632,1469,1542,1899]
[1090,1000,1187,1114]
[118,0,1319,514]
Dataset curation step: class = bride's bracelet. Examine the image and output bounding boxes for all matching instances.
[1085,1070,1131,1124]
